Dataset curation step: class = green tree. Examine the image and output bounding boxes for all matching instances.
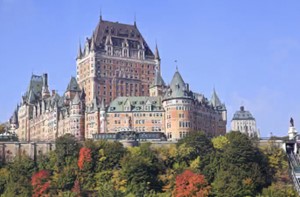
[212,131,270,196]
[177,131,214,161]
[0,123,5,134]
[55,134,80,167]
[96,140,126,171]
[4,153,36,196]
[36,151,57,171]
[177,131,216,182]
[120,143,162,196]
[212,135,229,150]
[0,167,10,195]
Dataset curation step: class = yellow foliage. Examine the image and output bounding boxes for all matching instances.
[212,136,229,150]
[190,156,201,171]
[112,170,127,193]
[243,178,253,186]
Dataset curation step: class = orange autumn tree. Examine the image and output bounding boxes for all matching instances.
[78,147,92,170]
[173,170,211,197]
[31,170,51,197]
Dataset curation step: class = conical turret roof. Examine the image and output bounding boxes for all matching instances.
[210,88,222,107]
[151,70,165,87]
[66,77,80,92]
[72,92,81,105]
[164,70,191,99]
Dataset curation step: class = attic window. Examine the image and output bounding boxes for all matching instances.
[140,101,144,104]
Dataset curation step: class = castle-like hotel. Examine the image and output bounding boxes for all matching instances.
[9,16,227,142]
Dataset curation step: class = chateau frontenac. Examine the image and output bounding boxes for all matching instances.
[9,17,227,141]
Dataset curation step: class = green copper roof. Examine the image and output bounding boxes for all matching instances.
[66,77,80,92]
[72,92,81,105]
[232,106,255,120]
[108,96,163,112]
[151,70,165,87]
[163,70,192,100]
[210,88,222,107]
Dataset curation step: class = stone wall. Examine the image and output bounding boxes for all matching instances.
[0,142,55,163]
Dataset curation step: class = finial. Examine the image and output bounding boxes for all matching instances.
[175,60,178,71]
[154,40,160,60]
[77,39,83,59]
[290,117,294,127]
[134,12,137,27]
[100,8,103,21]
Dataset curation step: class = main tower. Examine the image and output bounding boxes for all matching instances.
[76,16,160,106]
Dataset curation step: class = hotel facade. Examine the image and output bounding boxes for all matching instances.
[9,17,227,141]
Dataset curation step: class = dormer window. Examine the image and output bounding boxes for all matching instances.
[124,49,128,57]
[107,47,112,56]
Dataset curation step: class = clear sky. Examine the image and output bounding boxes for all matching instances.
[1,0,300,137]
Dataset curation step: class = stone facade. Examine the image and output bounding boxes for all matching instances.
[76,17,160,105]
[11,74,85,142]
[9,17,227,142]
[0,142,54,163]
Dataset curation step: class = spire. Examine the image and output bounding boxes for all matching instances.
[154,43,160,60]
[90,36,95,51]
[174,60,178,71]
[151,69,165,87]
[42,73,50,98]
[211,88,222,107]
[66,77,80,92]
[11,110,18,125]
[100,9,103,21]
[134,13,137,27]
[77,41,83,60]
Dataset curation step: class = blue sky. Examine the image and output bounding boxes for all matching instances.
[1,0,300,137]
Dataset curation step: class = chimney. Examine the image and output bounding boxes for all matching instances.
[240,106,244,111]
[52,90,56,96]
[43,73,48,87]
[186,83,189,92]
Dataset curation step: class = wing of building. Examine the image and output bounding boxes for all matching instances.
[231,106,260,138]
[9,17,227,142]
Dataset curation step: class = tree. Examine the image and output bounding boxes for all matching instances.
[211,136,229,150]
[120,143,162,196]
[177,132,214,161]
[0,167,10,195]
[55,134,80,167]
[53,164,77,191]
[36,151,57,171]
[173,170,210,197]
[0,123,6,134]
[177,132,216,182]
[78,147,92,170]
[31,170,51,197]
[96,140,126,171]
[212,131,270,196]
[4,153,36,196]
